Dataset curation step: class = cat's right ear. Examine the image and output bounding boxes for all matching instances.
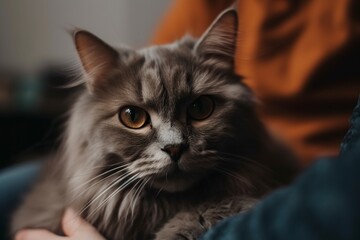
[73,30,120,93]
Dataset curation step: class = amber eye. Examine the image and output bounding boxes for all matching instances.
[188,96,214,121]
[119,106,149,129]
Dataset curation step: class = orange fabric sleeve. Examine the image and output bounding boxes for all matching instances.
[152,0,360,166]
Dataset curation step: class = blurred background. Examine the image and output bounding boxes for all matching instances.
[0,0,170,169]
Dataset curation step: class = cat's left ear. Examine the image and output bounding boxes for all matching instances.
[195,9,238,70]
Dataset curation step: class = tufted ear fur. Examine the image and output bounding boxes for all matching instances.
[195,9,238,70]
[74,30,120,92]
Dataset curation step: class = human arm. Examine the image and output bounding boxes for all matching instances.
[201,99,360,240]
[15,209,106,240]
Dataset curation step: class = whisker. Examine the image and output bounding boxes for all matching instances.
[217,166,273,194]
[88,161,128,169]
[216,168,252,185]
[66,169,124,210]
[77,171,135,218]
[129,177,150,219]
[123,180,142,221]
[64,162,131,180]
[132,178,146,203]
[155,185,164,198]
[217,151,273,173]
[68,166,131,205]
[70,164,129,194]
[86,173,141,220]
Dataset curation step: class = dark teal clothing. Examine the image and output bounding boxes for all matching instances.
[202,98,360,240]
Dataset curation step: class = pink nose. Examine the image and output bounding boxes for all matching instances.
[161,144,187,162]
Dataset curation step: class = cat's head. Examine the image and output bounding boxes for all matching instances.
[67,9,261,193]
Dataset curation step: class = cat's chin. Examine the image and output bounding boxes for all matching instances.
[151,170,204,193]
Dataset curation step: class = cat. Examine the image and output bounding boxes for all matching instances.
[11,9,297,240]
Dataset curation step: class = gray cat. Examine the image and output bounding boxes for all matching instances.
[12,9,297,240]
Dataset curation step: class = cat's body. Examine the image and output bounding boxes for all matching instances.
[12,10,297,239]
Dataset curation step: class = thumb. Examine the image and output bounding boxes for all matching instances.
[62,208,102,238]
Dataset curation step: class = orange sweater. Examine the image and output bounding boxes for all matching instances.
[152,0,360,166]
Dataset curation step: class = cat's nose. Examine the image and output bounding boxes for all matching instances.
[161,144,188,162]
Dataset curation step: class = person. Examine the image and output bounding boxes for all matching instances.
[200,98,360,240]
[151,0,360,166]
[14,208,105,240]
[5,0,360,239]
[13,99,360,239]
[15,99,360,240]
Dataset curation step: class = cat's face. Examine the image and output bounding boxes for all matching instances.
[70,10,256,192]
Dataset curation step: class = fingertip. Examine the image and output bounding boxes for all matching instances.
[62,208,81,235]
[14,229,63,240]
[63,208,78,222]
[15,230,26,240]
[62,208,103,238]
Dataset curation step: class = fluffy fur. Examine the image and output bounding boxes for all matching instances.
[12,10,297,240]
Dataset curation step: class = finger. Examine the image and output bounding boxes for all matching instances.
[62,208,104,239]
[62,208,88,235]
[15,229,66,240]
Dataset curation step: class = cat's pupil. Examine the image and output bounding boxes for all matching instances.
[188,96,214,120]
[126,108,137,122]
[192,102,203,114]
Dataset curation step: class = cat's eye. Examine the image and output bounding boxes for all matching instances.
[119,106,149,129]
[188,96,214,121]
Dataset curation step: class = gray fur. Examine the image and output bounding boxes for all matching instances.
[11,9,297,240]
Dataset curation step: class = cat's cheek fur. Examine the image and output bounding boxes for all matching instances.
[126,144,172,177]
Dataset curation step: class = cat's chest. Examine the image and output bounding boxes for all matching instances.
[88,190,186,240]
[75,177,239,239]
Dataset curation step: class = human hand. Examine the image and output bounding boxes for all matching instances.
[15,208,106,240]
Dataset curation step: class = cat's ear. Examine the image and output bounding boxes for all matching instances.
[73,30,120,92]
[195,9,238,70]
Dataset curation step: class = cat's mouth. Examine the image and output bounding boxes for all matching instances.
[154,167,185,181]
[151,165,205,193]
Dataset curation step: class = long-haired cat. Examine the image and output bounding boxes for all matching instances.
[12,9,297,240]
